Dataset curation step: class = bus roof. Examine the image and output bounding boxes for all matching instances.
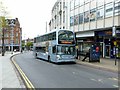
[34,29,73,38]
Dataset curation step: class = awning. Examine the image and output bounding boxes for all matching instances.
[76,31,94,38]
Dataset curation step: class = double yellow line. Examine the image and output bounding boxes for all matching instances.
[11,56,35,90]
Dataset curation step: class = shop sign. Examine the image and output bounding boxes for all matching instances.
[95,30,112,36]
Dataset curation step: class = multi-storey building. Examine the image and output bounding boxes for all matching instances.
[70,0,120,58]
[49,0,69,31]
[0,18,22,51]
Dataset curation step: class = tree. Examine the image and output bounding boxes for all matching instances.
[0,1,9,56]
[26,42,33,50]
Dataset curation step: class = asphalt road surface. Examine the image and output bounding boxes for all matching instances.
[14,51,118,88]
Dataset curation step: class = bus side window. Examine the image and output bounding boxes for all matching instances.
[52,46,56,54]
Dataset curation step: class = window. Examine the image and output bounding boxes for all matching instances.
[114,1,120,16]
[70,16,74,26]
[79,13,83,24]
[74,14,79,25]
[57,46,75,55]
[105,3,113,18]
[90,8,96,21]
[97,6,104,20]
[84,11,89,23]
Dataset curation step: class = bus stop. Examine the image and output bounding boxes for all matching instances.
[77,42,100,62]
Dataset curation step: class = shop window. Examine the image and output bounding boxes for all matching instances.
[97,6,104,20]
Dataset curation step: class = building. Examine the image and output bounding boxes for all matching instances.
[49,0,69,31]
[0,18,22,52]
[70,0,120,58]
[22,38,34,50]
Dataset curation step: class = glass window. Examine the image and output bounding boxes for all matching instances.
[79,13,83,24]
[57,46,75,55]
[74,14,79,25]
[84,11,90,23]
[70,16,74,26]
[58,30,74,41]
[90,8,96,21]
[105,3,113,18]
[114,1,120,16]
[97,6,104,20]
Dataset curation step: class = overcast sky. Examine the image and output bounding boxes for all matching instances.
[2,0,57,39]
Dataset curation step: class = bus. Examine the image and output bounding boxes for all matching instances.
[33,29,76,63]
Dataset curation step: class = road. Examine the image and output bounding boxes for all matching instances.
[14,51,118,88]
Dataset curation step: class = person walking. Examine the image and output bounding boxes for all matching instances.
[82,49,90,61]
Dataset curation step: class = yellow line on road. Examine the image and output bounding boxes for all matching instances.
[11,57,35,90]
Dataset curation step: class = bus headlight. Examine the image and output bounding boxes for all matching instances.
[57,55,61,60]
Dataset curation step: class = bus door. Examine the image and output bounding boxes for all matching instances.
[52,45,57,61]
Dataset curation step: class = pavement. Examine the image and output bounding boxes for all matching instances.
[76,56,119,73]
[0,51,25,89]
[0,51,119,88]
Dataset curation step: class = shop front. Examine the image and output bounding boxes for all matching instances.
[115,27,120,59]
[76,31,94,52]
[95,29,115,58]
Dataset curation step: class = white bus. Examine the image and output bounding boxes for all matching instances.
[33,29,76,63]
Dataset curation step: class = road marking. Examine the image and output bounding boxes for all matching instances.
[113,85,119,88]
[90,78,97,82]
[90,78,104,83]
[11,57,35,89]
[108,77,118,81]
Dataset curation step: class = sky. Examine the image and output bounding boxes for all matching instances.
[2,0,57,39]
